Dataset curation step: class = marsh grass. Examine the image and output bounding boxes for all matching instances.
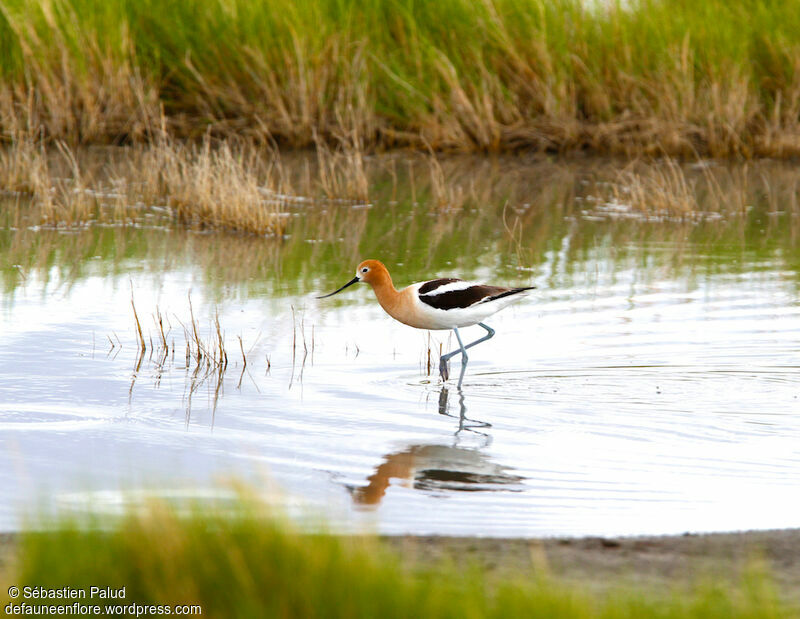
[3,0,800,156]
[1,496,792,618]
[122,290,271,423]
[124,291,245,400]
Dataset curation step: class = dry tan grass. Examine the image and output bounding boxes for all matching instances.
[0,130,48,194]
[426,153,466,212]
[138,137,287,235]
[3,130,800,241]
[314,132,369,203]
[609,159,704,216]
[0,126,377,232]
[0,133,107,226]
[0,135,289,233]
[600,157,760,219]
[596,157,800,220]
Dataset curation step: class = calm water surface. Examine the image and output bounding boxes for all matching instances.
[1,156,799,536]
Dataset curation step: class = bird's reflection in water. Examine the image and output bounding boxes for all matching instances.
[436,386,491,441]
[352,388,525,506]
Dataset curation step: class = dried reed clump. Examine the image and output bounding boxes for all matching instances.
[137,138,288,235]
[126,291,243,376]
[609,159,701,216]
[125,291,256,423]
[0,134,290,233]
[0,131,48,194]
[0,133,114,226]
[427,153,466,212]
[599,158,763,218]
[313,133,369,203]
[0,132,370,232]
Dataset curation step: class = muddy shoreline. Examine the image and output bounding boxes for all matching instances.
[385,529,800,602]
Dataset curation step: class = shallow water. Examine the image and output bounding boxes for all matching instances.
[1,156,799,536]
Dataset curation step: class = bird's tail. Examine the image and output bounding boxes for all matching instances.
[486,285,536,302]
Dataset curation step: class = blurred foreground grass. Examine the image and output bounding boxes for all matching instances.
[0,497,793,618]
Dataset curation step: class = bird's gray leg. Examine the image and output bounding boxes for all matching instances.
[453,327,469,390]
[439,328,460,382]
[439,323,495,386]
[464,322,495,350]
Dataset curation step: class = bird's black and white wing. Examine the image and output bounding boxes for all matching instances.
[417,278,530,310]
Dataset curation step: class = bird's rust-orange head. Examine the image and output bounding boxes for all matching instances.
[317,259,392,298]
[354,259,390,287]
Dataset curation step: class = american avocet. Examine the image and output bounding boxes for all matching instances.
[318,260,535,388]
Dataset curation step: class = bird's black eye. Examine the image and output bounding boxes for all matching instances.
[361,267,369,273]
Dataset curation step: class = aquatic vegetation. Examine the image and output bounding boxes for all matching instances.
[4,140,800,238]
[0,136,288,232]
[0,139,517,232]
[0,134,376,232]
[1,153,800,295]
[128,289,257,374]
[2,0,800,156]
[139,137,288,235]
[0,133,114,226]
[314,134,370,203]
[597,159,800,219]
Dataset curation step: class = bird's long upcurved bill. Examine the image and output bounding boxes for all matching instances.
[317,276,359,299]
